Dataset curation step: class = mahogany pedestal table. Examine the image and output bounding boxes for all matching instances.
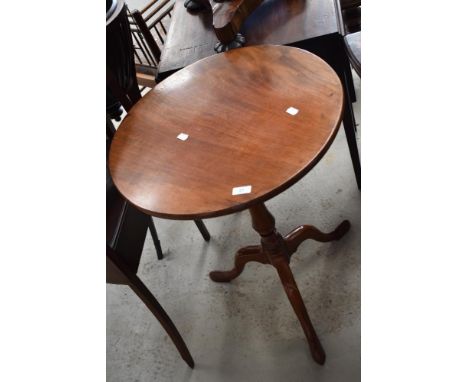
[109,45,351,365]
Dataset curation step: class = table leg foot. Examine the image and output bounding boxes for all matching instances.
[272,256,326,365]
[285,220,350,253]
[209,245,265,282]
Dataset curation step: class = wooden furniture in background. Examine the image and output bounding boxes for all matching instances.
[182,0,265,52]
[157,0,361,189]
[158,0,345,76]
[345,31,360,77]
[109,45,351,364]
[210,0,264,51]
[107,0,176,117]
[336,0,361,77]
[338,0,360,35]
[107,0,141,120]
[127,0,175,87]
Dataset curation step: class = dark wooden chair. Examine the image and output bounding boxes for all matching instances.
[336,0,361,78]
[344,31,360,77]
[106,0,176,111]
[107,129,208,367]
[127,0,175,88]
[107,0,141,119]
[106,243,195,367]
[107,145,195,366]
[106,245,195,369]
[339,0,361,35]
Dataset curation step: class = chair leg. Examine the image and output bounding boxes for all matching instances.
[336,48,361,190]
[148,217,164,260]
[325,37,360,190]
[194,219,210,241]
[344,61,357,104]
[128,275,195,368]
[342,85,361,190]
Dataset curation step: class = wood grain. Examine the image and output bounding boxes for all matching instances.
[109,45,343,220]
[159,0,339,75]
[156,0,360,189]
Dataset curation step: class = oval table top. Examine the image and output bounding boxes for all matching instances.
[109,45,344,220]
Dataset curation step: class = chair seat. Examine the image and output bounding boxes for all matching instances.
[345,31,361,77]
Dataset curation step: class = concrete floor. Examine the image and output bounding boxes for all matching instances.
[107,72,361,381]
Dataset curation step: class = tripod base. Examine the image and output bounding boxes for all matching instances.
[209,203,350,365]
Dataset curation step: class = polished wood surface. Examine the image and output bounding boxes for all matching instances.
[108,122,210,260]
[157,0,360,191]
[109,45,343,220]
[210,202,350,364]
[159,0,339,75]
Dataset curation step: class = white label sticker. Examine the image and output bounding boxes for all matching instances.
[286,107,299,116]
[232,185,252,195]
[177,133,189,141]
